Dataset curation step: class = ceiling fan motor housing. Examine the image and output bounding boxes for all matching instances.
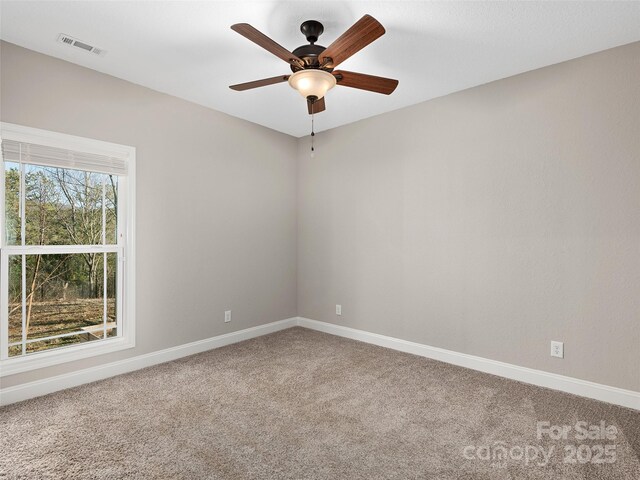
[291,44,327,70]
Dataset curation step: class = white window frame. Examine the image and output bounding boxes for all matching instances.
[0,123,136,376]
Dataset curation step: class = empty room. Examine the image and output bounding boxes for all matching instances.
[0,1,639,478]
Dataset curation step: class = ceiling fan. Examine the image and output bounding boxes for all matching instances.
[229,15,399,115]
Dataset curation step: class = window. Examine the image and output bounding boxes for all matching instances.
[1,123,135,376]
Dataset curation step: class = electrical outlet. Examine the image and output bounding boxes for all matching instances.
[550,341,564,358]
[336,304,342,316]
[224,310,232,323]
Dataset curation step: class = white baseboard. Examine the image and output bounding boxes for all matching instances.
[296,317,640,411]
[0,317,297,406]
[3,316,638,411]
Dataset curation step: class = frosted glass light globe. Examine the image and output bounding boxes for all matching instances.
[288,70,337,100]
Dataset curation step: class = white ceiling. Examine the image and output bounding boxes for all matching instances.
[1,1,639,137]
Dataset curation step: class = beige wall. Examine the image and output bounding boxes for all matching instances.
[297,42,640,391]
[0,42,298,389]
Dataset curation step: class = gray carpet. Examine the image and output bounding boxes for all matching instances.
[1,327,639,479]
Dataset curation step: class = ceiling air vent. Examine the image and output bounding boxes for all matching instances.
[57,34,106,56]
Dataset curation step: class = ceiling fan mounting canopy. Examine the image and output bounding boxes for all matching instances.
[300,20,324,44]
[229,14,399,115]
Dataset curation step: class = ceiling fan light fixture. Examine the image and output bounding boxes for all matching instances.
[230,15,397,116]
[288,69,336,100]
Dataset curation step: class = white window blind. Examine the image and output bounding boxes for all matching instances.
[1,139,128,176]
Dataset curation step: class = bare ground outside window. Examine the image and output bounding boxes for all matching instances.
[8,299,117,356]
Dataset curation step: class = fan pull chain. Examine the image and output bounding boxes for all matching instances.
[310,104,315,158]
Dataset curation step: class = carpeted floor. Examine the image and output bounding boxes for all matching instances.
[1,327,639,479]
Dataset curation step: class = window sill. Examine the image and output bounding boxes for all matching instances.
[0,336,135,377]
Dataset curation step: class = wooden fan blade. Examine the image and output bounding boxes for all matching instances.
[319,15,385,69]
[307,96,326,114]
[333,70,398,95]
[229,75,290,91]
[231,23,303,67]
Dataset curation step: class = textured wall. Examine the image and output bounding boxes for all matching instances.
[297,42,640,391]
[1,41,298,389]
